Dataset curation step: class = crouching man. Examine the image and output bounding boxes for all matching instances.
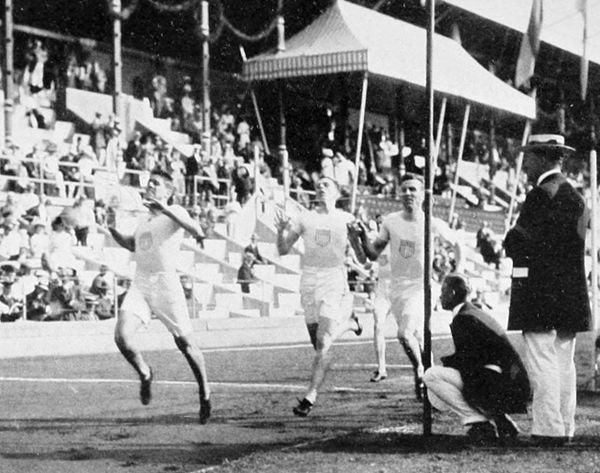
[423,274,530,444]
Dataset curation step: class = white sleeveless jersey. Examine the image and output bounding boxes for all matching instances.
[291,208,354,269]
[378,211,453,281]
[133,205,187,274]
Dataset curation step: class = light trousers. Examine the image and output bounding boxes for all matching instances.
[523,331,576,438]
[423,365,488,425]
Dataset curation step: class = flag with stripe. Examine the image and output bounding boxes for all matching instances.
[515,0,544,88]
[578,0,589,101]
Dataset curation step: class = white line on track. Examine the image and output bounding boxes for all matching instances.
[0,376,403,394]
[199,334,451,354]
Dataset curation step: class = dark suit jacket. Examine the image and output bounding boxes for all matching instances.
[237,263,256,294]
[442,302,531,414]
[504,173,591,333]
[244,244,266,264]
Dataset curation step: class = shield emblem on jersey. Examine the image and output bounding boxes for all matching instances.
[399,239,415,258]
[314,229,331,247]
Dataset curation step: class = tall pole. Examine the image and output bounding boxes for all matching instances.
[111,0,122,122]
[590,105,599,389]
[3,0,14,146]
[506,120,531,227]
[423,0,435,436]
[350,72,369,214]
[277,15,289,205]
[201,0,211,155]
[448,104,471,223]
[434,97,447,160]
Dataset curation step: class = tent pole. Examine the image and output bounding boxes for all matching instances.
[448,104,470,224]
[423,0,435,437]
[250,88,271,156]
[350,72,369,214]
[590,147,598,390]
[434,97,447,159]
[506,120,531,228]
[278,80,289,207]
[2,0,13,147]
[239,46,271,157]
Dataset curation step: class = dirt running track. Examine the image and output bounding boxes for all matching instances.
[3,337,600,473]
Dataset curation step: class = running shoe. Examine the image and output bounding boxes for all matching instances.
[293,398,313,417]
[350,312,363,336]
[414,374,424,401]
[140,367,153,406]
[199,398,211,424]
[370,370,388,382]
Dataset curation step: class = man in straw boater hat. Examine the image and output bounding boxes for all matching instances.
[275,175,363,417]
[504,133,591,445]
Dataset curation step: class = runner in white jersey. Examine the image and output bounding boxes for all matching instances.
[105,170,211,423]
[353,173,462,399]
[275,176,363,417]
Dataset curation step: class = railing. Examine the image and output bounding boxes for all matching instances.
[0,154,235,209]
[192,175,231,208]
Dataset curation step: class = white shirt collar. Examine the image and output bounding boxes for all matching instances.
[452,302,465,316]
[536,168,561,186]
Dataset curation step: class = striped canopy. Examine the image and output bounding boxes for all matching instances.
[242,0,536,119]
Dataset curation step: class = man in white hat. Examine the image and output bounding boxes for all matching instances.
[504,133,591,445]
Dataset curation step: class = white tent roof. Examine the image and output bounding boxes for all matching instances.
[242,0,535,119]
[443,0,600,65]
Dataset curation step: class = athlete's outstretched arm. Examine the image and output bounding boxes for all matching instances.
[145,199,205,247]
[101,225,135,252]
[274,207,300,256]
[352,221,387,261]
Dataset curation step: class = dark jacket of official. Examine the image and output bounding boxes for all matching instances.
[442,302,531,414]
[504,173,591,333]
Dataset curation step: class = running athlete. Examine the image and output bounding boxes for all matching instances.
[275,176,362,417]
[106,170,211,423]
[353,173,462,399]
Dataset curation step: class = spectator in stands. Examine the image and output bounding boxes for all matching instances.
[42,142,66,198]
[0,218,24,261]
[223,189,241,238]
[42,216,77,274]
[231,161,252,206]
[89,275,114,320]
[237,117,251,157]
[94,199,107,226]
[20,39,55,129]
[0,279,19,322]
[89,264,111,297]
[476,222,502,269]
[90,61,108,93]
[332,150,355,189]
[48,267,86,321]
[150,75,169,118]
[124,131,143,187]
[29,219,50,258]
[237,251,257,294]
[91,112,108,163]
[104,120,123,173]
[245,233,266,264]
[63,197,94,246]
[170,149,186,196]
[320,148,334,179]
[25,277,50,321]
[178,76,195,128]
[77,146,98,199]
